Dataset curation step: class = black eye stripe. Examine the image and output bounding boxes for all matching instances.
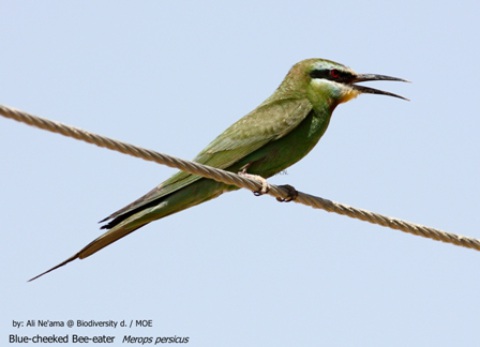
[309,69,330,79]
[310,69,354,82]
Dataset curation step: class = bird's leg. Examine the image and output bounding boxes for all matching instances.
[238,165,270,196]
[276,184,298,202]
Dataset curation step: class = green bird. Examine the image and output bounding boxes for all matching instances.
[30,58,406,281]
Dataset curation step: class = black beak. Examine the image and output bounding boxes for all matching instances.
[352,74,409,100]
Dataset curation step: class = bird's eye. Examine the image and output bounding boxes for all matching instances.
[330,69,340,79]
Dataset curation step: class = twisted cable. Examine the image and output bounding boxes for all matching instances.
[1,104,478,251]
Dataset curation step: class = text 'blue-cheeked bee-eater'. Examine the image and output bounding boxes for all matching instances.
[30,58,407,281]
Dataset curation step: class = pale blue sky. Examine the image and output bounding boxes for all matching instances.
[2,1,480,346]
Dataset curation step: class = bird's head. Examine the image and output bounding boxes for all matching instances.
[282,58,407,110]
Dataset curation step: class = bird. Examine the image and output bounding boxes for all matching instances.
[29,58,407,281]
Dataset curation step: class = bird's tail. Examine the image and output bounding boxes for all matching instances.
[29,178,233,281]
[28,222,145,282]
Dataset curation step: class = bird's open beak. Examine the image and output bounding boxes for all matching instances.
[352,74,409,100]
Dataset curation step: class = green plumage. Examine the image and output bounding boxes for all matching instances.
[30,58,406,280]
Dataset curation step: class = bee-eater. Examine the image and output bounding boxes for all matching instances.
[30,58,406,281]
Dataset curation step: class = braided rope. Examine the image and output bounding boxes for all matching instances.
[2,104,479,251]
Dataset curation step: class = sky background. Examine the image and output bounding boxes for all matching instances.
[2,1,480,346]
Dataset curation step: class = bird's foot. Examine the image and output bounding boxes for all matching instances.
[238,170,270,196]
[276,184,298,202]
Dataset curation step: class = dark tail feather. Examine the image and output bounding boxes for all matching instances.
[28,223,146,282]
[28,253,79,282]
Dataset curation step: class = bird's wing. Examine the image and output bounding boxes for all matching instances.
[101,97,312,222]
